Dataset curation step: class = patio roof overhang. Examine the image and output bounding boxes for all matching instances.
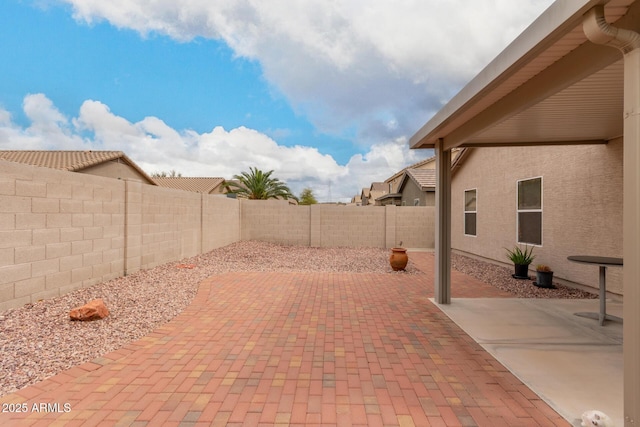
[410,0,637,151]
[408,0,640,424]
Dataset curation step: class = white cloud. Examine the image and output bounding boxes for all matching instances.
[5,2,555,199]
[0,94,427,201]
[61,0,555,142]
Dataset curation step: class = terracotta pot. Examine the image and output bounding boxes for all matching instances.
[389,248,408,271]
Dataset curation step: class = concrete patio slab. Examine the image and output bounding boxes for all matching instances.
[435,298,623,427]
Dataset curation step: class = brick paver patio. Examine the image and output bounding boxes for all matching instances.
[0,252,569,426]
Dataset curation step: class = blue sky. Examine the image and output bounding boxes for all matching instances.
[0,0,553,201]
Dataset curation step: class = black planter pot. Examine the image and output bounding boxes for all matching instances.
[512,263,530,279]
[534,271,555,288]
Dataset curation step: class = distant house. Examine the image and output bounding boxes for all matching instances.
[397,169,436,206]
[376,149,467,206]
[0,150,156,185]
[360,187,371,205]
[154,177,227,194]
[367,182,388,206]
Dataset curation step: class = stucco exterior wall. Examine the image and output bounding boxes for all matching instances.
[451,141,623,295]
[81,160,152,184]
[401,180,424,206]
[400,180,435,207]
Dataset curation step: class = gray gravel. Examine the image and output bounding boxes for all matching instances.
[0,242,594,397]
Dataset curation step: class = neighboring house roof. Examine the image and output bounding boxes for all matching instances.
[383,148,465,191]
[375,193,402,202]
[0,150,156,185]
[368,182,388,205]
[407,169,436,189]
[398,169,436,193]
[376,169,438,202]
[154,177,226,194]
[369,182,386,192]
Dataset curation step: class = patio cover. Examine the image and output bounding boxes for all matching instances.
[409,0,639,424]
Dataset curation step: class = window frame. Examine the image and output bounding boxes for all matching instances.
[464,188,477,237]
[516,176,543,246]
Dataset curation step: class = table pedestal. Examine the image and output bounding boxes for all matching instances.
[568,255,623,326]
[573,265,623,325]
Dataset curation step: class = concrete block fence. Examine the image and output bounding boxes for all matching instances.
[240,200,434,249]
[0,160,434,311]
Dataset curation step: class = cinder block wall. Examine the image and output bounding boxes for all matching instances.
[240,200,311,246]
[0,161,245,311]
[241,201,435,249]
[0,161,126,312]
[203,195,241,252]
[396,206,435,249]
[317,205,386,247]
[0,160,434,311]
[125,182,203,274]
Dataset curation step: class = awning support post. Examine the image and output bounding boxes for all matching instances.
[435,139,452,304]
[584,6,640,425]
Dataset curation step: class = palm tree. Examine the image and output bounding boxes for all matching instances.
[225,167,298,201]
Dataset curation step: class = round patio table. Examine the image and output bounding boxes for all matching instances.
[567,255,623,326]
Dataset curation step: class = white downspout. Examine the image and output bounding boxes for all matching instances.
[583,5,640,53]
[584,5,640,426]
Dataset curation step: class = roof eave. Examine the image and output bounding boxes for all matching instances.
[410,0,605,150]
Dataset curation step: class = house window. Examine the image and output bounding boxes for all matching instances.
[464,189,477,236]
[517,177,542,245]
[414,198,420,206]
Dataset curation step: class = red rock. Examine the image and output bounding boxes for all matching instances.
[69,299,109,321]
[176,263,196,269]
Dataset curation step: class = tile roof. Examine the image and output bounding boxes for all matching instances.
[369,182,387,192]
[404,168,436,190]
[0,150,155,184]
[384,147,466,183]
[153,177,226,194]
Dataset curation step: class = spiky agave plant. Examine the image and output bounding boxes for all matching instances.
[505,245,535,265]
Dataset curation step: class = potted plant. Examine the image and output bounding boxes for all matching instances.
[505,245,535,279]
[534,264,554,288]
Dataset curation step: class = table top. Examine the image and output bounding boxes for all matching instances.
[567,255,623,266]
